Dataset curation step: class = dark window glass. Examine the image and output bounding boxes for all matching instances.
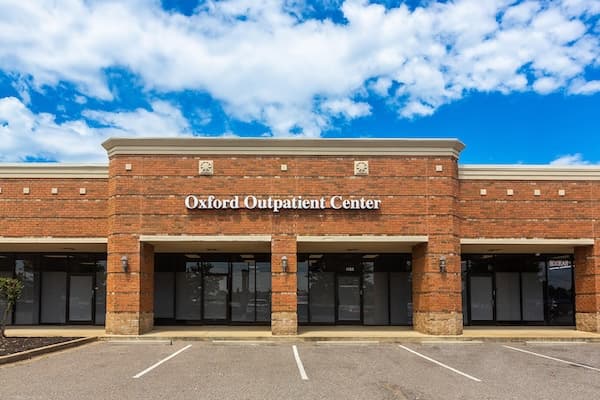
[14,255,40,324]
[231,261,255,322]
[363,272,389,325]
[203,274,228,320]
[95,260,107,325]
[176,262,202,321]
[547,257,574,325]
[154,272,175,319]
[390,272,412,325]
[297,259,309,323]
[309,272,335,323]
[0,255,13,325]
[255,261,271,322]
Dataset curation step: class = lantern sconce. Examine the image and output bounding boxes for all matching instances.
[121,255,129,273]
[281,255,288,273]
[439,256,446,273]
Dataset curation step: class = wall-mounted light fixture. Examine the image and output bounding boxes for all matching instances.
[281,255,288,273]
[121,255,129,273]
[439,256,446,273]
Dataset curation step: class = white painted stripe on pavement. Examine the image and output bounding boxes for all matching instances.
[524,341,587,345]
[421,341,483,344]
[316,340,380,345]
[133,344,192,379]
[292,345,309,381]
[398,345,482,382]
[212,340,275,344]
[503,345,600,372]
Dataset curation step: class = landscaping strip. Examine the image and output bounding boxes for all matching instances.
[0,337,97,365]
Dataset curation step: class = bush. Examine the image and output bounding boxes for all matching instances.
[0,277,24,338]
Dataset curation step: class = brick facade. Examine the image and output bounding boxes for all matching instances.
[1,139,599,335]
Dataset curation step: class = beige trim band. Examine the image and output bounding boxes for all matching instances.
[459,165,600,181]
[460,238,595,245]
[102,138,465,158]
[139,235,272,243]
[0,237,108,244]
[297,235,429,243]
[0,164,108,178]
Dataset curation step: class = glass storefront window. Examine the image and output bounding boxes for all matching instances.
[14,255,40,324]
[154,253,271,325]
[298,253,411,326]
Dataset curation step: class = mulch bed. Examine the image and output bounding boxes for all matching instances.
[0,337,79,356]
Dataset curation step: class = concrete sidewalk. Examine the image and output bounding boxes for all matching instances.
[6,325,600,342]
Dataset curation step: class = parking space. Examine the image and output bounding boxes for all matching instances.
[0,340,599,399]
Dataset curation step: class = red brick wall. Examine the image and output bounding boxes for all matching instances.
[0,178,108,237]
[459,180,599,238]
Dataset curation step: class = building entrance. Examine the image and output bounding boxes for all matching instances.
[297,253,412,326]
[154,254,271,325]
[463,254,574,325]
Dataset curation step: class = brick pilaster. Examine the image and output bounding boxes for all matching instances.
[271,235,297,335]
[574,243,600,333]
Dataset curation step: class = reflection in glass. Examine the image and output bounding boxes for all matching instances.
[14,257,40,324]
[363,272,388,325]
[297,260,309,323]
[176,263,202,321]
[69,275,94,322]
[390,272,411,325]
[203,274,228,320]
[309,272,335,323]
[41,271,67,323]
[255,262,271,322]
[231,261,255,322]
[521,272,544,321]
[469,276,494,321]
[547,260,573,325]
[495,272,521,321]
[337,275,361,321]
[154,272,175,319]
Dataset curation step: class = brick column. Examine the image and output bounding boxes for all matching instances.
[411,158,462,335]
[574,243,600,333]
[412,238,463,335]
[105,238,154,335]
[271,235,297,335]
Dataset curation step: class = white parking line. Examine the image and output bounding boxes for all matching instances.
[421,341,483,344]
[398,345,482,382]
[132,344,192,379]
[212,340,275,345]
[503,345,600,372]
[316,340,380,345]
[292,345,309,381]
[524,341,587,345]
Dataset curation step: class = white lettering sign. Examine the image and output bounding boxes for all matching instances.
[184,195,381,212]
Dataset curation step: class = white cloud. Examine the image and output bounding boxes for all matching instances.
[320,98,371,119]
[0,96,191,162]
[0,0,598,142]
[550,153,599,165]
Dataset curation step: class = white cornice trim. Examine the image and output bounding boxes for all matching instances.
[0,164,108,178]
[297,235,429,243]
[460,238,595,246]
[459,165,600,180]
[102,137,465,158]
[139,235,272,243]
[0,237,108,244]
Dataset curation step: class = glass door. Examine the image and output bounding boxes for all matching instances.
[68,274,94,323]
[203,274,229,322]
[469,275,494,322]
[337,274,362,323]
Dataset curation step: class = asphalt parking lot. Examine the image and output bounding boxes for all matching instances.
[1,340,599,400]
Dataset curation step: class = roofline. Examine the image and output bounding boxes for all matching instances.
[459,164,600,181]
[0,163,108,178]
[101,137,465,158]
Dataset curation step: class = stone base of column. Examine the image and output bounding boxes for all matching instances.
[271,312,297,336]
[576,312,600,333]
[413,311,463,335]
[105,312,154,335]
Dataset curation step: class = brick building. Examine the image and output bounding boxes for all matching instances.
[0,138,598,335]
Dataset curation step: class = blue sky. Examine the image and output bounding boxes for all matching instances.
[0,0,599,164]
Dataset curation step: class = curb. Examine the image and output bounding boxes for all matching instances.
[99,335,600,343]
[0,337,97,365]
